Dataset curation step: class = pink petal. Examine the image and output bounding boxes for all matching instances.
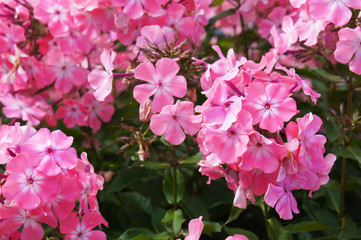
[164,120,185,145]
[133,83,157,104]
[152,88,174,112]
[134,61,157,83]
[163,75,187,98]
[60,213,79,234]
[150,114,169,136]
[21,220,44,240]
[349,47,361,74]
[156,58,180,83]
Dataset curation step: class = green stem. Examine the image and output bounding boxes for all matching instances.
[173,163,178,211]
[263,202,269,240]
[339,72,354,220]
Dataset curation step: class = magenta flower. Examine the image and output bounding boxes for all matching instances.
[150,101,201,145]
[134,58,187,112]
[243,82,298,133]
[334,26,361,75]
[60,212,107,240]
[2,153,59,210]
[55,99,88,128]
[23,128,78,176]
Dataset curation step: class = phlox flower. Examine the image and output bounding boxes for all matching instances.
[264,182,300,220]
[204,110,253,164]
[55,99,88,128]
[82,93,115,132]
[46,49,87,93]
[309,0,361,26]
[2,153,59,210]
[0,204,57,240]
[243,82,298,133]
[150,100,201,145]
[114,0,165,19]
[225,235,249,240]
[0,93,46,126]
[22,128,78,176]
[51,178,79,220]
[240,132,287,174]
[60,212,107,240]
[88,49,116,101]
[334,26,361,75]
[134,58,187,112]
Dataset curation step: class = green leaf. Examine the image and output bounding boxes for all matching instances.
[179,195,210,220]
[225,206,244,225]
[142,161,169,170]
[117,228,156,240]
[325,186,340,214]
[162,167,185,204]
[202,221,222,234]
[285,221,334,234]
[325,118,340,142]
[160,135,172,147]
[211,0,225,6]
[267,218,291,240]
[179,152,203,164]
[340,146,361,166]
[308,67,343,83]
[162,209,185,235]
[339,216,357,240]
[223,226,259,240]
[107,167,157,193]
[119,192,153,215]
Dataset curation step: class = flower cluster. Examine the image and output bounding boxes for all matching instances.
[0,123,107,239]
[196,47,336,220]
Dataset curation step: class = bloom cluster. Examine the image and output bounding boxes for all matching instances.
[0,123,107,239]
[196,46,336,220]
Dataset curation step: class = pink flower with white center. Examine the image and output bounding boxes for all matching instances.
[0,204,57,240]
[60,212,107,240]
[88,49,116,101]
[0,93,46,126]
[184,216,204,240]
[134,58,187,112]
[334,26,361,75]
[33,0,73,37]
[2,153,59,209]
[243,82,298,133]
[55,99,88,128]
[82,93,115,132]
[264,182,300,220]
[22,128,78,176]
[240,132,287,174]
[150,100,201,145]
[310,0,361,26]
[204,110,253,164]
[46,49,87,93]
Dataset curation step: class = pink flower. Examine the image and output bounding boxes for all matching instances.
[55,99,88,128]
[204,110,253,164]
[264,183,300,220]
[185,216,204,240]
[243,82,298,133]
[46,49,87,93]
[2,153,59,209]
[310,0,361,26]
[60,212,107,240]
[225,234,249,240]
[334,26,361,75]
[150,101,201,145]
[240,132,287,174]
[82,93,115,132]
[114,0,165,19]
[23,128,78,176]
[134,58,187,112]
[88,49,116,101]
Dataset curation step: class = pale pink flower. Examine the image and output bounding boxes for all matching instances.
[88,49,116,101]
[243,82,298,133]
[225,234,249,240]
[334,26,361,74]
[150,101,201,145]
[310,0,361,26]
[185,216,204,240]
[2,153,59,209]
[134,58,187,112]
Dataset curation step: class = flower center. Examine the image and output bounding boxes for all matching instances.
[47,148,54,154]
[256,142,262,147]
[27,178,34,185]
[172,115,178,120]
[264,103,271,110]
